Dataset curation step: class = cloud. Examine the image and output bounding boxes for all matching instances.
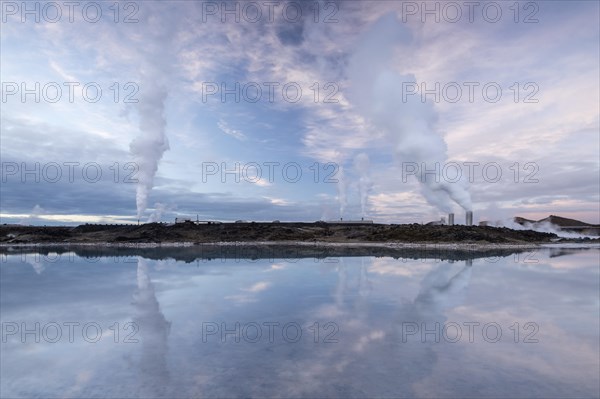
[217,120,247,141]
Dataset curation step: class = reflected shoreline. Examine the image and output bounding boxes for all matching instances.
[2,242,598,263]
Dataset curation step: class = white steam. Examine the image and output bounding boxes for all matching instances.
[336,165,347,218]
[126,4,176,222]
[496,218,596,239]
[353,153,373,217]
[347,14,472,213]
[130,83,170,220]
[147,202,170,223]
[19,204,45,225]
[524,221,596,239]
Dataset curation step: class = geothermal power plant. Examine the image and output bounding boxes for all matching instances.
[443,211,472,226]
[175,212,475,226]
[466,211,473,226]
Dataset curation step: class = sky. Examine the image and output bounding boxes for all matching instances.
[1,0,599,225]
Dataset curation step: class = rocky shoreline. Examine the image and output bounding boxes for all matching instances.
[2,222,597,246]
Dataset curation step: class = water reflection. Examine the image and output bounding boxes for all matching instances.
[0,246,598,398]
[413,259,472,319]
[133,257,171,397]
[0,243,548,264]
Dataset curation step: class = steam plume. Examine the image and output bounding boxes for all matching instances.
[347,14,471,213]
[337,165,347,218]
[353,153,373,217]
[130,82,170,220]
[19,204,45,225]
[147,202,170,223]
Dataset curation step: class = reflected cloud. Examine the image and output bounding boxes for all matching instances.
[368,257,436,277]
[244,281,271,293]
[265,263,286,271]
[225,279,272,304]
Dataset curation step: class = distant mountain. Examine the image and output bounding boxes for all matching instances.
[537,215,597,227]
[514,215,597,227]
[514,215,600,236]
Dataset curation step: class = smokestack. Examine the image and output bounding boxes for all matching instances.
[466,211,473,226]
[448,213,454,226]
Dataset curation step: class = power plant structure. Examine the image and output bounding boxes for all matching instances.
[443,212,471,226]
[466,211,473,226]
[325,218,374,224]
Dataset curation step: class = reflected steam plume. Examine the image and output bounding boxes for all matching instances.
[133,257,171,397]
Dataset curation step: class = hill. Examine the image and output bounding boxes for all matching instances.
[514,215,600,235]
[0,221,573,245]
[537,215,596,227]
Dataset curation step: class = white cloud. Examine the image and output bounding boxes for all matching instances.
[217,120,247,141]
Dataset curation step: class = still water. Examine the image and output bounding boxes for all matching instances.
[1,245,599,398]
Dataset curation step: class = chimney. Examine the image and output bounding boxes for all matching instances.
[448,213,454,226]
[466,211,473,226]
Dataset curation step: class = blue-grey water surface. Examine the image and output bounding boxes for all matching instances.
[1,246,598,398]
